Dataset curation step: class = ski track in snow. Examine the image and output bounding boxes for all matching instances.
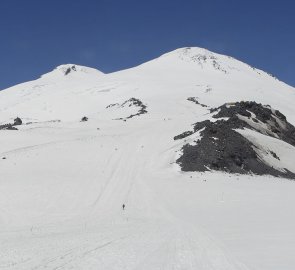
[0,120,251,270]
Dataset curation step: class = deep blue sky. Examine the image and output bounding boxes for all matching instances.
[0,0,294,89]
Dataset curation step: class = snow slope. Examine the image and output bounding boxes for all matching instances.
[1,47,295,269]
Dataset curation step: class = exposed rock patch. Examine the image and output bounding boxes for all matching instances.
[0,117,23,131]
[211,101,295,147]
[106,98,147,121]
[81,116,88,122]
[270,151,280,160]
[0,124,18,130]
[106,103,118,109]
[14,117,22,125]
[187,97,208,108]
[175,101,295,179]
[176,47,227,73]
[64,65,77,75]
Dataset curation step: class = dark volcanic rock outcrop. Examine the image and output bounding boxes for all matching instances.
[187,97,208,108]
[81,116,88,122]
[0,124,18,130]
[0,117,23,131]
[64,65,77,75]
[14,117,22,126]
[121,98,147,119]
[211,101,295,147]
[106,98,147,121]
[175,101,295,179]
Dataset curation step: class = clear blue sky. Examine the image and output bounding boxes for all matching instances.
[0,0,294,89]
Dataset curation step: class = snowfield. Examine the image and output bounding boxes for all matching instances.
[1,47,295,269]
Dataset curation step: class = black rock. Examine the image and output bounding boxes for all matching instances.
[0,124,18,130]
[14,117,22,126]
[270,151,280,160]
[187,97,208,108]
[114,98,148,121]
[64,65,76,76]
[175,101,295,179]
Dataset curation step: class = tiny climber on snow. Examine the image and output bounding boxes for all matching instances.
[122,204,125,210]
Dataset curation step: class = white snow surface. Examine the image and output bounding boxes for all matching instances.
[1,47,295,269]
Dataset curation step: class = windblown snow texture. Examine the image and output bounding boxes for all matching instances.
[176,101,295,179]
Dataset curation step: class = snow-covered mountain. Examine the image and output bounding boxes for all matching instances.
[1,47,295,269]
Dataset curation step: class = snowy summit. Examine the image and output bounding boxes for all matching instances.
[41,64,104,78]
